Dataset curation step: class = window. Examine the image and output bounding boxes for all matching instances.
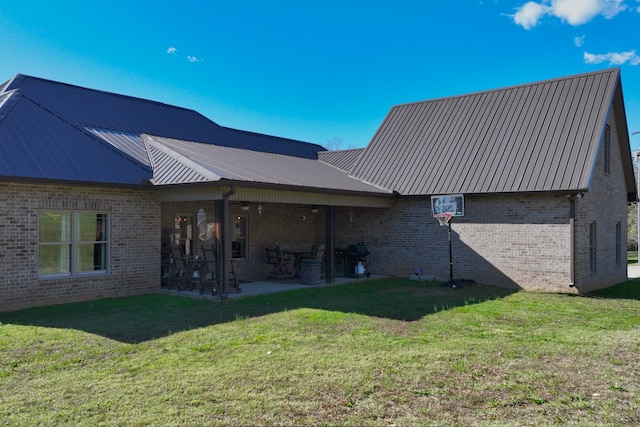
[38,212,108,277]
[604,125,611,175]
[589,221,597,273]
[231,214,247,259]
[616,221,622,267]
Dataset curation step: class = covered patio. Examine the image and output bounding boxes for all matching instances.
[158,188,392,298]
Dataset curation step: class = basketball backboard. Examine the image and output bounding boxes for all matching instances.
[431,194,464,217]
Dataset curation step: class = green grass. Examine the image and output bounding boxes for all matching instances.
[629,250,638,265]
[1,279,639,426]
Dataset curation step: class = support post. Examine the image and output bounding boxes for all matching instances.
[325,206,335,284]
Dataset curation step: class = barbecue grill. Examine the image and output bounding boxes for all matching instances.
[345,243,370,278]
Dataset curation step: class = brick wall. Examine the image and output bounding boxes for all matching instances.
[0,182,160,312]
[333,195,573,291]
[573,109,629,292]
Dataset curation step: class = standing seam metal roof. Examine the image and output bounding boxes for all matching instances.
[349,68,631,197]
[0,90,152,184]
[144,135,389,193]
[2,74,326,159]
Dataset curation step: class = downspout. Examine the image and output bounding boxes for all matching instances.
[220,186,236,298]
[568,194,576,288]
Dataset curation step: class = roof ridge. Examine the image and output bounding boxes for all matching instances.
[220,125,325,150]
[392,67,620,110]
[4,73,216,121]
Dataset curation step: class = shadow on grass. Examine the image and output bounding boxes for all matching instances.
[587,278,640,301]
[0,279,518,344]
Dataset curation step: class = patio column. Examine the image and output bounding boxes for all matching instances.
[325,205,335,284]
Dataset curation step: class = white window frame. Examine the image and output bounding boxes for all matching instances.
[38,211,109,278]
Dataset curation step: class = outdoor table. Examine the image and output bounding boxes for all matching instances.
[281,248,311,277]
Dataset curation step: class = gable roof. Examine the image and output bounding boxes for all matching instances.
[349,68,635,200]
[0,74,326,185]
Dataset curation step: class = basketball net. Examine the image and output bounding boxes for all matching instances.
[434,213,452,227]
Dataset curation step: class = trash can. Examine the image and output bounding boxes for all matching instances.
[300,259,323,285]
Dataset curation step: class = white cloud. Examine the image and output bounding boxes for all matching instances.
[166,46,177,54]
[514,1,549,29]
[187,56,202,63]
[584,50,640,65]
[574,35,585,47]
[513,0,627,28]
[553,0,626,25]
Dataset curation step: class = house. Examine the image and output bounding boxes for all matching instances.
[0,68,634,311]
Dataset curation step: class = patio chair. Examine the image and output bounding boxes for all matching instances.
[313,243,326,278]
[229,259,241,293]
[168,244,189,291]
[200,244,218,295]
[265,244,295,279]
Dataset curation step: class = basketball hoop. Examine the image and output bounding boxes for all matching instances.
[434,213,452,227]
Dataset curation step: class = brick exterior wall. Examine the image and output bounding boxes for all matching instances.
[333,196,573,291]
[573,109,629,292]
[0,182,160,312]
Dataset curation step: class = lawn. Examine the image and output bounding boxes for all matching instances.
[1,279,639,426]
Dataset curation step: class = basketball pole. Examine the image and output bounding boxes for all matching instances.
[447,218,453,286]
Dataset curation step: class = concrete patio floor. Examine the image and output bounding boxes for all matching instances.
[158,274,389,301]
[158,267,640,301]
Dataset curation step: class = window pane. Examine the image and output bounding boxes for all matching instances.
[78,213,108,272]
[78,243,106,271]
[78,213,106,242]
[38,212,71,276]
[38,244,71,275]
[38,212,71,243]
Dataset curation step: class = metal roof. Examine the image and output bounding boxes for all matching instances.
[144,135,390,194]
[1,74,325,160]
[0,90,152,184]
[318,148,364,172]
[349,68,634,197]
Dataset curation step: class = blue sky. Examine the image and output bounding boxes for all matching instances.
[1,0,639,149]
